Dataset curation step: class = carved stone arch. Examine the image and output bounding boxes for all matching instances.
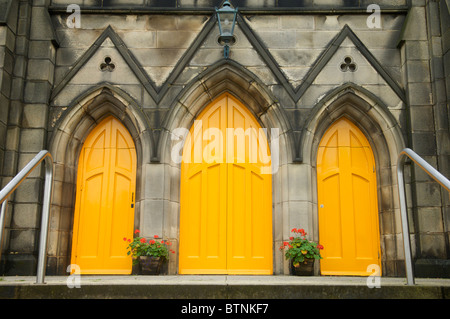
[158,60,295,274]
[306,87,404,165]
[159,60,295,165]
[47,84,151,275]
[302,83,408,277]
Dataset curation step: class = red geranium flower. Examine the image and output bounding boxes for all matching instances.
[283,226,323,265]
[124,232,173,264]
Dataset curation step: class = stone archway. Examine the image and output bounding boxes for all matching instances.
[159,61,295,274]
[301,84,407,277]
[47,85,151,275]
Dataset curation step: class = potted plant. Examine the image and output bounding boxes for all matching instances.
[280,228,324,276]
[124,230,175,275]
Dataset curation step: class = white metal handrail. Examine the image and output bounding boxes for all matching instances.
[0,150,53,284]
[397,148,450,286]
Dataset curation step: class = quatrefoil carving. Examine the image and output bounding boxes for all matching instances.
[100,56,115,72]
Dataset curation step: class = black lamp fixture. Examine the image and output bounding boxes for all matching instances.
[215,1,238,59]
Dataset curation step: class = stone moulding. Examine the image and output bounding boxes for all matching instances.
[47,2,410,14]
[50,12,405,107]
[158,59,296,164]
[299,82,406,164]
[49,84,152,167]
[50,17,218,105]
[47,86,153,275]
[0,0,13,25]
[299,83,408,276]
[51,25,157,102]
[236,17,406,104]
[49,11,407,165]
[295,24,406,104]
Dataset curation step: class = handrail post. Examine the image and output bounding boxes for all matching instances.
[397,148,450,286]
[0,199,8,264]
[36,155,53,284]
[397,154,415,286]
[0,150,53,284]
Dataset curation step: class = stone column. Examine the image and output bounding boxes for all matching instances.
[0,0,28,275]
[4,0,57,275]
[438,0,450,274]
[399,2,450,277]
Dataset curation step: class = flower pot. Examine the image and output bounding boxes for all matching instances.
[139,256,164,275]
[290,258,315,276]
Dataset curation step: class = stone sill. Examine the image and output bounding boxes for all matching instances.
[47,6,410,16]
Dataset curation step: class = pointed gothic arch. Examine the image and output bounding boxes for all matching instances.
[159,61,295,274]
[302,83,405,169]
[301,83,408,277]
[160,60,295,164]
[47,85,151,274]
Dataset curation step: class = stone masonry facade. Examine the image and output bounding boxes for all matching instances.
[0,0,449,277]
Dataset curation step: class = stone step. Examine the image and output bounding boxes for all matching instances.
[1,275,449,300]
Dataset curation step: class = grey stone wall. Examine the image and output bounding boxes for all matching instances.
[0,0,58,275]
[0,0,16,180]
[49,0,408,9]
[0,0,33,275]
[439,0,450,271]
[396,1,450,277]
[0,1,448,277]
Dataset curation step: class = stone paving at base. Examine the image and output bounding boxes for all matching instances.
[1,275,450,286]
[1,275,450,300]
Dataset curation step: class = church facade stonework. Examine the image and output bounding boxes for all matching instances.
[0,0,449,278]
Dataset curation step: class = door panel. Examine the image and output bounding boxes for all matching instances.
[72,116,136,274]
[179,94,272,275]
[318,118,381,276]
[226,99,272,274]
[179,97,228,274]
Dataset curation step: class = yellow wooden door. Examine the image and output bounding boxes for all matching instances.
[317,118,381,276]
[179,94,273,274]
[71,116,136,274]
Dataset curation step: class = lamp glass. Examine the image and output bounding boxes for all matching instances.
[216,1,237,38]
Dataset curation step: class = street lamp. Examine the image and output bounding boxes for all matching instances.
[216,1,238,59]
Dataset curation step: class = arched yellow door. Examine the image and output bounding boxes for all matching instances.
[317,118,381,276]
[71,116,136,274]
[179,93,273,274]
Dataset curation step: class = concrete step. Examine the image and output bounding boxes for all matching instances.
[1,275,449,300]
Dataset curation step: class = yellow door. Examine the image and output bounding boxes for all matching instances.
[71,116,137,274]
[317,118,381,276]
[179,93,273,274]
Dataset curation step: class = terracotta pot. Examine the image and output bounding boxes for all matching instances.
[139,256,164,275]
[290,258,315,276]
